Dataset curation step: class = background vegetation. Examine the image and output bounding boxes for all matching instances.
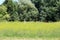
[0,0,60,38]
[0,0,60,22]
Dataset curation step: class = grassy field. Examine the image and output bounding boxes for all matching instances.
[0,22,60,38]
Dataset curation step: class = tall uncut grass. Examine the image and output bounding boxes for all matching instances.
[0,22,60,38]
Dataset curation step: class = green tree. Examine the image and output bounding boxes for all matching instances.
[31,0,60,22]
[18,0,38,21]
[0,5,10,21]
[3,0,19,21]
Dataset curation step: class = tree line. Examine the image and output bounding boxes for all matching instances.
[0,0,60,22]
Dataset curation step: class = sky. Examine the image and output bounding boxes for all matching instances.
[0,0,5,5]
[0,0,18,5]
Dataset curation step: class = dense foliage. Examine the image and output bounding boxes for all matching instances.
[0,0,60,22]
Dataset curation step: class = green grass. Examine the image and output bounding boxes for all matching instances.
[0,22,60,38]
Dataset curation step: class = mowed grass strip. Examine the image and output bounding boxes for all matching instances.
[0,22,60,38]
[0,37,60,40]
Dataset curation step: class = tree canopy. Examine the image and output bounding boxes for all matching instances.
[0,0,60,22]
